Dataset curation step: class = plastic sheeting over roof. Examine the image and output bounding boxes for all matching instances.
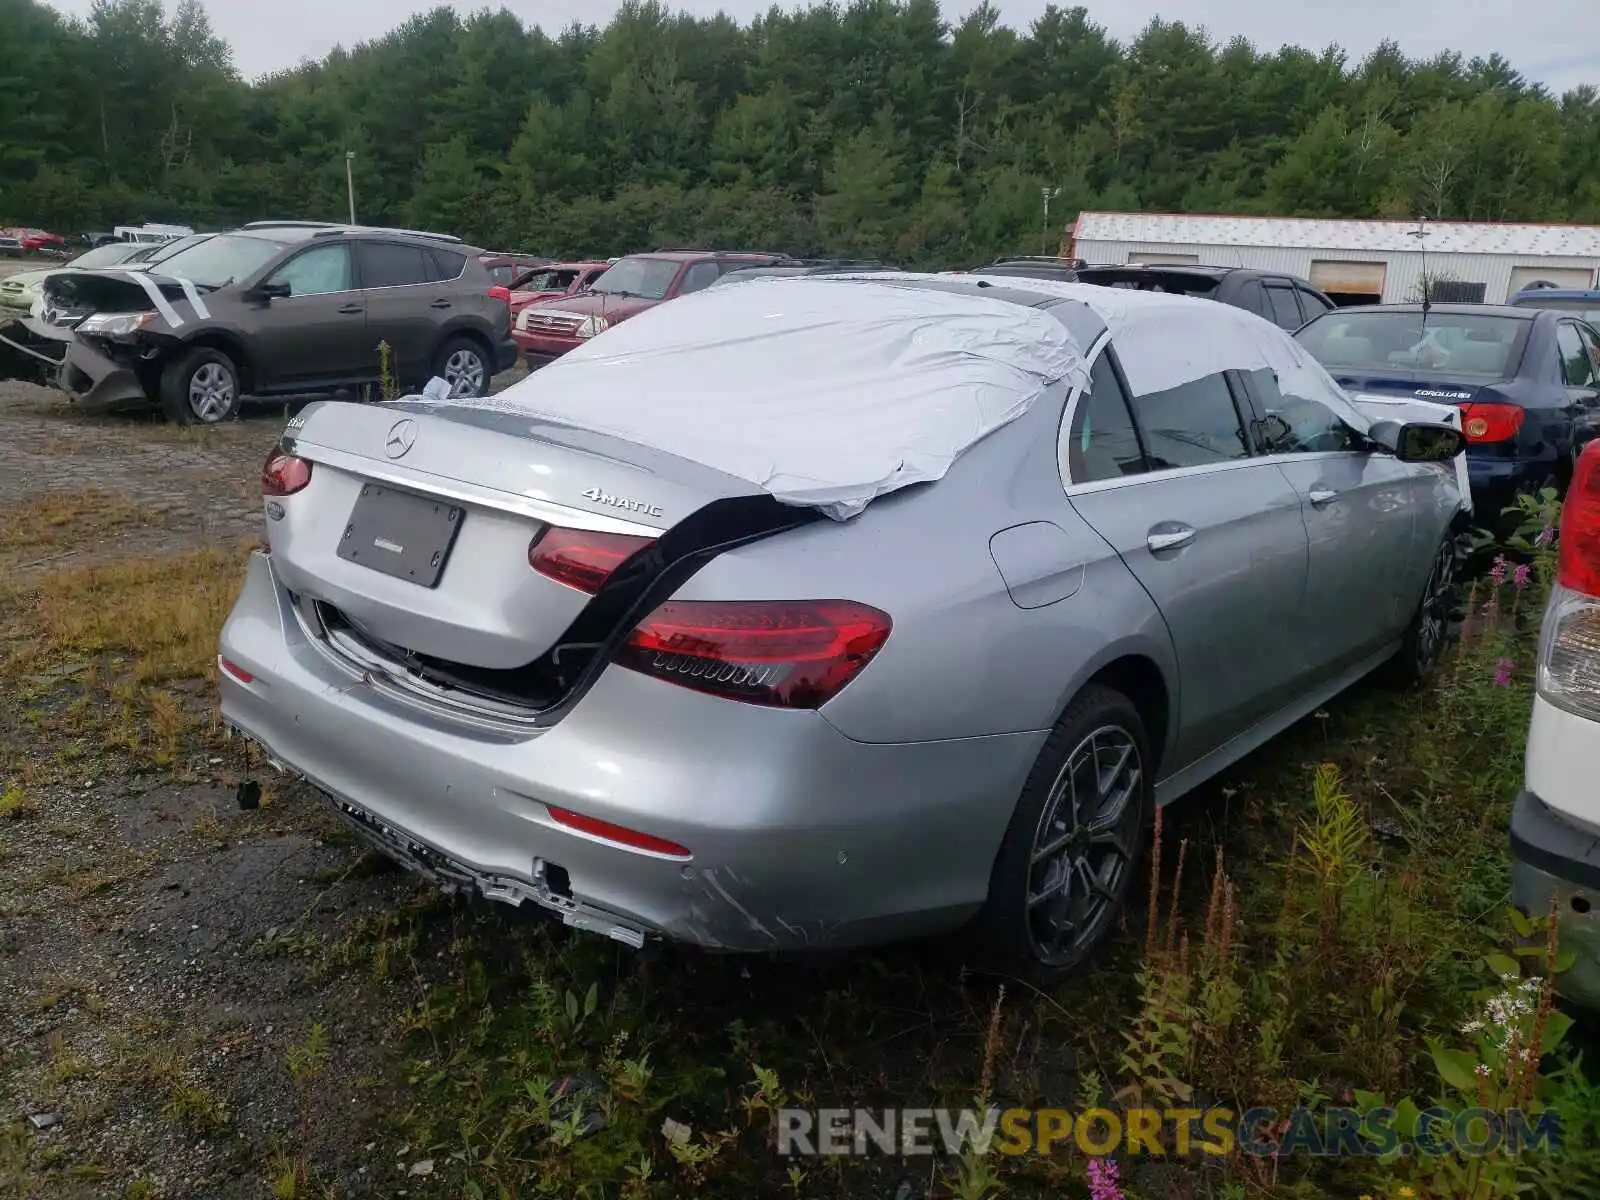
[1074,212,1600,258]
[430,277,1089,520]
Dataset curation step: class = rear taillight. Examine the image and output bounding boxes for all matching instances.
[488,285,511,304]
[261,448,312,496]
[616,599,892,709]
[1459,402,1524,443]
[529,525,654,594]
[1537,443,1600,719]
[1558,442,1600,596]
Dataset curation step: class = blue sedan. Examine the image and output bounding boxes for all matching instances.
[1296,303,1600,526]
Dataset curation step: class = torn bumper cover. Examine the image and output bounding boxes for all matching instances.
[59,337,152,411]
[0,313,72,384]
[218,551,1034,952]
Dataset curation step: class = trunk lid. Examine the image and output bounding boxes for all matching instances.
[270,399,765,671]
[1332,373,1479,513]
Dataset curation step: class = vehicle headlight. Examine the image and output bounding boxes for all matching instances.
[574,315,610,339]
[77,311,155,338]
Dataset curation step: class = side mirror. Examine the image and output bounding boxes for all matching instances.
[1377,420,1466,463]
[252,281,291,301]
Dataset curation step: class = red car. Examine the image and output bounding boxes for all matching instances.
[514,250,791,365]
[21,230,69,255]
[509,260,610,324]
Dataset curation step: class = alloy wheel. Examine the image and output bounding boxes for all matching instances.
[1416,538,1456,672]
[188,362,236,423]
[444,348,486,397]
[1025,724,1143,965]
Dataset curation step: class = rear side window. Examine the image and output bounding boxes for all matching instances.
[1263,284,1303,330]
[1558,323,1597,387]
[429,249,467,282]
[1236,279,1266,319]
[1128,373,1252,469]
[358,242,431,288]
[1297,288,1333,319]
[1066,353,1148,484]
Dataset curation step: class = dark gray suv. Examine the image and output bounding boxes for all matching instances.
[50,222,517,424]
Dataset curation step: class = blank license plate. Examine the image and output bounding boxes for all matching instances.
[336,483,464,588]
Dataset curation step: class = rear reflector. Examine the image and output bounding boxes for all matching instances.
[546,805,691,859]
[617,599,892,709]
[218,656,254,684]
[529,526,654,594]
[261,448,312,497]
[1559,441,1600,596]
[1459,402,1524,443]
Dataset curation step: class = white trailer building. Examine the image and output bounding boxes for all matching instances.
[1067,212,1600,306]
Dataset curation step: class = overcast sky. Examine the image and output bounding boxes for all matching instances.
[46,0,1600,93]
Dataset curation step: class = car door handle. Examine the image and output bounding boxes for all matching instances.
[429,298,452,309]
[1146,526,1196,552]
[337,303,363,315]
[1309,487,1338,507]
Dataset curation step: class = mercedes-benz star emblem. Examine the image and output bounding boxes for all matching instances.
[385,418,417,459]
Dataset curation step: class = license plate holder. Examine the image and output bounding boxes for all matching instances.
[336,483,464,588]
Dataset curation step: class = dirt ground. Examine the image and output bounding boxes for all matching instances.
[0,376,531,1199]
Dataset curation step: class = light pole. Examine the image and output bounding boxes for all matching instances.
[345,151,357,225]
[1041,186,1062,256]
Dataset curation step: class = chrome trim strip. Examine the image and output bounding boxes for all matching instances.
[289,595,549,735]
[288,440,665,536]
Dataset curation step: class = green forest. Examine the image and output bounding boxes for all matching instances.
[3,0,1600,263]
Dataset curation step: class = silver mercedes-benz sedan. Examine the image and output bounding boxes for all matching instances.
[217,273,1467,971]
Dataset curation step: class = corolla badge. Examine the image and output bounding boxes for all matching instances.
[581,486,663,518]
[385,418,417,459]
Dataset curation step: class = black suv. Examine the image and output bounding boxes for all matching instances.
[977,260,1336,331]
[50,222,517,424]
[1069,264,1335,331]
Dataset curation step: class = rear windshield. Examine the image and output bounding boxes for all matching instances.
[591,257,680,301]
[152,233,289,288]
[1296,310,1524,379]
[1510,295,1600,323]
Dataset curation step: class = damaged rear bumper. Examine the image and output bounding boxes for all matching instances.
[218,551,1040,952]
[60,337,153,411]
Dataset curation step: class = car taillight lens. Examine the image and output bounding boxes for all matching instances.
[1459,402,1524,443]
[546,805,691,859]
[529,526,654,594]
[488,285,511,304]
[1537,444,1600,719]
[1558,442,1600,596]
[616,599,892,709]
[261,448,312,496]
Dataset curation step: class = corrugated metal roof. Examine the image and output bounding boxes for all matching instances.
[1074,212,1600,257]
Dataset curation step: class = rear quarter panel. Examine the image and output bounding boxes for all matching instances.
[670,388,1177,748]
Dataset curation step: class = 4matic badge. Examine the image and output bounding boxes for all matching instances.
[581,487,663,518]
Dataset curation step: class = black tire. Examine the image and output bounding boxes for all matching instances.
[432,335,490,398]
[976,685,1154,974]
[159,346,241,426]
[1385,530,1461,687]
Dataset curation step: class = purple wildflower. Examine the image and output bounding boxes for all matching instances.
[1087,1157,1124,1200]
[1494,658,1515,688]
[1514,563,1532,589]
[1490,555,1509,585]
